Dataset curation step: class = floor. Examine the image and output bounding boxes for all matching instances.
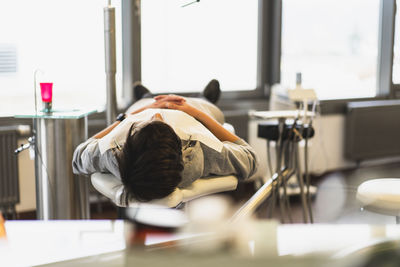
[312,162,400,225]
[255,161,400,225]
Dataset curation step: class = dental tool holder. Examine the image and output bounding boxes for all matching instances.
[258,118,315,223]
[258,120,315,141]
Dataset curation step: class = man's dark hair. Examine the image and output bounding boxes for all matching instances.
[116,121,184,203]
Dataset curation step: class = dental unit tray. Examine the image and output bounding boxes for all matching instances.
[249,110,315,120]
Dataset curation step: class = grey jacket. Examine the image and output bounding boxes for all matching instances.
[72,137,258,187]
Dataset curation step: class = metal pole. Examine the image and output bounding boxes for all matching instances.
[104,3,117,125]
[231,178,274,223]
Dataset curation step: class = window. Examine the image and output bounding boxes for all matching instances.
[0,0,122,115]
[281,0,380,100]
[140,0,258,94]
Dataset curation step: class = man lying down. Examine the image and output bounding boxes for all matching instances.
[72,80,258,204]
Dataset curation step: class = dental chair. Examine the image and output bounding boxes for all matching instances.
[91,173,238,208]
[356,178,400,224]
[90,122,240,208]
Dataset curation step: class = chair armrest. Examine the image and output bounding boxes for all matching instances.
[181,176,238,202]
[91,172,125,206]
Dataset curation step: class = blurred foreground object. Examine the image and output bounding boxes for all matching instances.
[0,213,6,239]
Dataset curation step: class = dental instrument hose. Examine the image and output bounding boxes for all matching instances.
[268,119,285,219]
[267,140,273,177]
[304,100,318,223]
[295,101,314,223]
[304,127,313,223]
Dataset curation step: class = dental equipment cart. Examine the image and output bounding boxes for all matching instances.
[234,110,315,223]
[15,109,96,220]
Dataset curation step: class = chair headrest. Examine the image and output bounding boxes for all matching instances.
[91,173,238,208]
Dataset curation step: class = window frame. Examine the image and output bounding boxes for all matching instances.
[378,0,396,97]
[121,0,280,105]
[391,0,400,98]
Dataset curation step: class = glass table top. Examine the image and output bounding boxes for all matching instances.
[14,109,97,119]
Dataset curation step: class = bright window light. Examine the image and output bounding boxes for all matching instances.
[141,0,258,93]
[0,0,122,115]
[281,0,379,100]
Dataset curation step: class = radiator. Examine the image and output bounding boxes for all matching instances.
[346,100,400,161]
[0,126,20,208]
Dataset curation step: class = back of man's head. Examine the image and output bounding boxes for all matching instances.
[117,121,183,203]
